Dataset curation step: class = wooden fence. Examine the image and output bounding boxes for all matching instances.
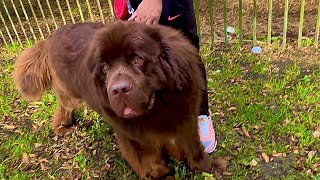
[0,0,320,49]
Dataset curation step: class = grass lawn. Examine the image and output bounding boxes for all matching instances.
[0,41,319,180]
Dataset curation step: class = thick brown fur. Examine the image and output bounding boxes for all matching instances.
[12,40,51,101]
[13,21,227,179]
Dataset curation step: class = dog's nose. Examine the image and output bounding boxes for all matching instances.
[111,82,131,95]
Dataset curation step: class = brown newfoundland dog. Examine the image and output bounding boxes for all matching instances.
[13,21,227,179]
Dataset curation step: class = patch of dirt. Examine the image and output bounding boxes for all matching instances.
[257,154,296,179]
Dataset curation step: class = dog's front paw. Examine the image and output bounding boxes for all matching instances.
[54,125,73,136]
[211,157,228,179]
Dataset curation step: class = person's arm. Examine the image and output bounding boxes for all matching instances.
[128,0,162,24]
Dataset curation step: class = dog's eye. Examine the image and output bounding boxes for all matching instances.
[132,57,144,65]
[102,62,109,72]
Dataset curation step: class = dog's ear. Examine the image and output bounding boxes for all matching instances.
[143,25,204,91]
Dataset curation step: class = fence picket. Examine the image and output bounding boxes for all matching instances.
[0,28,8,46]
[298,0,305,47]
[253,0,257,46]
[86,0,94,22]
[223,0,228,44]
[0,11,14,44]
[76,0,85,22]
[19,0,38,41]
[268,0,273,45]
[208,0,214,49]
[315,0,320,47]
[96,0,105,24]
[239,0,243,43]
[10,0,29,41]
[283,0,289,48]
[194,0,201,39]
[2,0,22,45]
[27,0,45,39]
[66,0,76,24]
[46,0,58,29]
[56,0,67,25]
[36,0,51,34]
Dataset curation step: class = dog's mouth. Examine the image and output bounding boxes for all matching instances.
[121,92,155,119]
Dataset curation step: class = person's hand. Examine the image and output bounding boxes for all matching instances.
[128,0,162,24]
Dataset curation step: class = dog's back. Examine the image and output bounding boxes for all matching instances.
[13,22,104,101]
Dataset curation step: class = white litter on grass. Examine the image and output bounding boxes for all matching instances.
[251,46,262,54]
[226,26,235,34]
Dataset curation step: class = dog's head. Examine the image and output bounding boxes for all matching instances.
[85,21,202,119]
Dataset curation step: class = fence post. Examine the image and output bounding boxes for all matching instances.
[208,0,214,49]
[194,0,201,40]
[239,0,243,44]
[253,0,257,46]
[315,0,320,47]
[298,0,305,47]
[268,0,272,45]
[283,0,289,48]
[223,0,228,44]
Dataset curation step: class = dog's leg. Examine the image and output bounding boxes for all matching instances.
[179,124,227,179]
[116,133,172,179]
[52,84,81,136]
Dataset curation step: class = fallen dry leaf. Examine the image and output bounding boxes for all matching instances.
[223,172,232,176]
[253,125,261,130]
[292,110,298,116]
[40,162,46,171]
[22,153,29,164]
[241,126,251,138]
[53,136,58,141]
[39,158,48,163]
[105,163,111,171]
[29,154,36,158]
[228,107,237,111]
[34,143,42,149]
[4,124,16,130]
[250,159,258,166]
[261,153,269,163]
[312,130,320,138]
[306,169,312,175]
[308,151,317,159]
[273,152,286,157]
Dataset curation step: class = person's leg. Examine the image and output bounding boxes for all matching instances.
[158,0,216,153]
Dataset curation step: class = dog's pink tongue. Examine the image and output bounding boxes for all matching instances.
[123,107,133,116]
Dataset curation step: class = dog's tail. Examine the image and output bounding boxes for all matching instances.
[12,40,51,101]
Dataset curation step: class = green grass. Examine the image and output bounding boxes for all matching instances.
[0,41,319,179]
